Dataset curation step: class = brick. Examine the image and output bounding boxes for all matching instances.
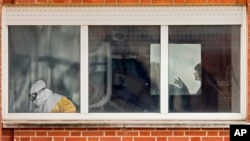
[71,131,81,136]
[36,132,47,136]
[37,0,48,3]
[191,137,201,141]
[207,131,218,136]
[30,137,52,141]
[134,137,155,141]
[14,0,35,3]
[20,137,30,141]
[88,137,99,141]
[219,131,229,136]
[105,131,116,136]
[83,0,105,3]
[140,0,151,3]
[2,0,14,3]
[117,0,139,3]
[220,0,235,2]
[185,131,206,136]
[207,0,219,3]
[82,131,103,136]
[71,0,82,3]
[100,137,121,141]
[123,137,133,141]
[152,0,173,3]
[157,137,167,141]
[202,137,223,141]
[173,131,183,136]
[65,137,87,141]
[117,131,138,136]
[48,0,70,3]
[48,131,70,136]
[15,132,35,137]
[186,0,207,3]
[54,137,64,141]
[236,0,246,3]
[151,131,172,136]
[174,0,185,3]
[139,131,150,136]
[168,137,189,141]
[106,0,116,3]
[224,137,229,141]
[3,129,13,136]
[2,137,13,141]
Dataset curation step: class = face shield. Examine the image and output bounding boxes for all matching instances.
[29,80,46,101]
[29,87,45,101]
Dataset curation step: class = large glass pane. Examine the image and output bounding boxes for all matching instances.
[88,26,160,113]
[8,26,80,113]
[168,25,240,113]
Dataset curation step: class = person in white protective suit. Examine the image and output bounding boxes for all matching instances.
[29,80,76,113]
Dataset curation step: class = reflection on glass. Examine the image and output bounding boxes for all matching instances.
[88,26,160,113]
[168,44,201,94]
[8,26,80,113]
[168,25,241,113]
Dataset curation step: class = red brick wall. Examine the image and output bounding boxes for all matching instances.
[10,128,229,141]
[0,0,249,141]
[2,129,13,141]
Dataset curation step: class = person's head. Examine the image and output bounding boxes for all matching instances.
[29,80,52,106]
[194,63,201,81]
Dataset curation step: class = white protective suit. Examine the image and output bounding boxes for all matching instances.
[30,80,76,113]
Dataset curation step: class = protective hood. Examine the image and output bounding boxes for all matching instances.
[33,88,52,107]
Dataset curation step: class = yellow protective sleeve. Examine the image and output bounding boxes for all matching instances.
[51,96,76,113]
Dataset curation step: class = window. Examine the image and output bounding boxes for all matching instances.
[88,26,160,113]
[8,26,81,113]
[2,6,247,120]
[168,26,241,113]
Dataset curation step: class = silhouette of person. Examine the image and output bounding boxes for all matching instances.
[173,63,218,112]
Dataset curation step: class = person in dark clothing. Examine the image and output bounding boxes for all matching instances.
[173,63,218,112]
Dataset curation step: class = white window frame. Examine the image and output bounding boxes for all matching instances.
[2,5,247,121]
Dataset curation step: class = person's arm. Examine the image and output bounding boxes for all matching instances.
[174,77,189,94]
[51,96,76,113]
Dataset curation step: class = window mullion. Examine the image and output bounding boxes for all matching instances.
[160,26,169,114]
[81,25,89,114]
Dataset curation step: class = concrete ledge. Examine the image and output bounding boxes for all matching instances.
[2,120,249,128]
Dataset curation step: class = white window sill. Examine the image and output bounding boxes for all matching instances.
[2,120,249,128]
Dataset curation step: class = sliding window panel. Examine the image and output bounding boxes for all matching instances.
[88,26,160,113]
[8,26,81,113]
[168,25,241,113]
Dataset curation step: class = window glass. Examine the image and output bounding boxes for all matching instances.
[88,26,160,113]
[7,25,242,115]
[8,26,81,113]
[168,25,241,113]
